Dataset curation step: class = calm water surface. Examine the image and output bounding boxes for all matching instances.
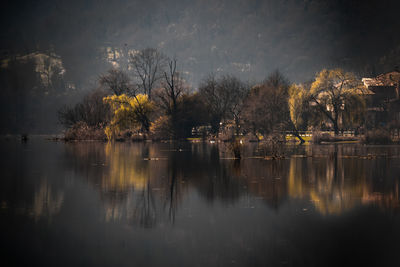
[1,138,400,266]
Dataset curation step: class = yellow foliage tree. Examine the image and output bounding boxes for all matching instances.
[288,83,310,143]
[310,69,366,135]
[103,94,153,140]
[288,83,308,130]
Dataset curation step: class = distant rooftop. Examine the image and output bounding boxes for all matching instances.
[362,71,400,88]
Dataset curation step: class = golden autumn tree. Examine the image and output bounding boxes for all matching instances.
[310,69,366,135]
[288,83,310,143]
[288,84,306,129]
[103,94,153,140]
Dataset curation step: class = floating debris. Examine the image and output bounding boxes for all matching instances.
[291,155,308,158]
[143,157,167,161]
[264,156,285,160]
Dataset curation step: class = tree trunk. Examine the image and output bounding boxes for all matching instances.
[289,121,305,144]
[235,116,240,136]
[333,120,339,135]
[292,130,305,144]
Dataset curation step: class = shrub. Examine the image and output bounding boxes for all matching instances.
[64,122,106,141]
[103,94,153,140]
[58,89,110,128]
[149,116,173,140]
[260,133,286,158]
[362,129,392,144]
[312,131,332,144]
[312,131,358,144]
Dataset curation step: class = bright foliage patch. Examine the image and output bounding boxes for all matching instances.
[103,94,153,140]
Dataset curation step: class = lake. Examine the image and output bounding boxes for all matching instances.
[1,137,400,266]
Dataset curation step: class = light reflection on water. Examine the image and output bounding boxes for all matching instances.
[65,142,400,221]
[1,138,400,266]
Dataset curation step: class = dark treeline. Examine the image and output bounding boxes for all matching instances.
[56,47,379,143]
[0,55,84,134]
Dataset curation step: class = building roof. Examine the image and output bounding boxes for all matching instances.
[355,87,375,95]
[362,71,400,88]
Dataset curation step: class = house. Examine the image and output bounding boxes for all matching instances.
[362,71,400,128]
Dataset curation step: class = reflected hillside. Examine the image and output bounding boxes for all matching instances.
[0,139,66,223]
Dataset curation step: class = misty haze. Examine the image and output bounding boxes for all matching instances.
[1,0,400,266]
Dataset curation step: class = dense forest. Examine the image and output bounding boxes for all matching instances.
[1,0,400,134]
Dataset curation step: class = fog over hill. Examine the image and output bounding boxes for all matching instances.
[1,0,400,133]
[2,0,400,85]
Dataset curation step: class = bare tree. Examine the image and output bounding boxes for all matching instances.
[58,88,110,128]
[219,75,249,136]
[155,58,188,137]
[242,71,290,136]
[99,69,133,96]
[199,74,249,135]
[157,59,186,114]
[198,74,224,133]
[130,48,166,99]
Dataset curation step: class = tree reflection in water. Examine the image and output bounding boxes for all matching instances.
[166,153,178,223]
[132,179,156,228]
[63,142,400,229]
[32,178,64,222]
[2,139,400,267]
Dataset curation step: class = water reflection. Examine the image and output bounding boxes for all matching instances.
[287,146,400,214]
[0,140,66,222]
[2,139,400,266]
[64,142,243,227]
[61,142,400,228]
[32,178,64,221]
